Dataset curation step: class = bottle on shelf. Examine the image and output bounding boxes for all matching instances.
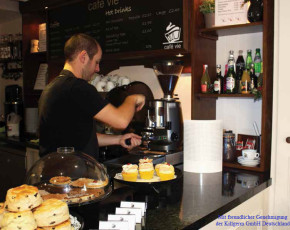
[227,50,236,72]
[225,65,236,94]
[236,50,245,93]
[201,64,211,93]
[240,70,251,94]
[213,64,223,94]
[254,48,262,77]
[249,63,257,90]
[257,62,263,88]
[246,49,253,72]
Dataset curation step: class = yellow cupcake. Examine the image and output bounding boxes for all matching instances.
[121,164,138,182]
[155,162,167,177]
[139,157,153,164]
[159,164,175,181]
[139,163,154,180]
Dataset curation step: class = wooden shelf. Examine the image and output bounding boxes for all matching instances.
[199,22,263,40]
[0,58,22,63]
[223,162,264,172]
[29,51,47,55]
[196,93,256,98]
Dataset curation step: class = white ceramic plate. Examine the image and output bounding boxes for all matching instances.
[237,156,261,162]
[238,161,260,167]
[238,159,260,164]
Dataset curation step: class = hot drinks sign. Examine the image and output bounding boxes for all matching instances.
[48,0,184,58]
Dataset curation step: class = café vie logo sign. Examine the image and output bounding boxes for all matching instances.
[88,0,120,10]
[88,0,131,14]
[163,22,183,50]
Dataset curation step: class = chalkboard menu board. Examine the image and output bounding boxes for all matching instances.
[48,0,184,59]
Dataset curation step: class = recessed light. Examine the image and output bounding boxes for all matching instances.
[176,53,184,57]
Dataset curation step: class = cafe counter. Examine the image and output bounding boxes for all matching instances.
[71,167,271,230]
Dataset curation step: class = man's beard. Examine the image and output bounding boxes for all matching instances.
[82,64,93,81]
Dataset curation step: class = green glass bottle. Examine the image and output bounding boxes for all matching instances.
[225,65,236,94]
[246,49,253,72]
[254,48,262,77]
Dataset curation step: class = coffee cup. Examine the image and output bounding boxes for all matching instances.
[106,81,115,92]
[121,78,130,86]
[242,149,259,160]
[96,81,106,92]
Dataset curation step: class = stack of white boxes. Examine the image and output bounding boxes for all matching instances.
[99,201,146,230]
[38,23,47,52]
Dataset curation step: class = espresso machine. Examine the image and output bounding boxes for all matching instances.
[143,61,184,152]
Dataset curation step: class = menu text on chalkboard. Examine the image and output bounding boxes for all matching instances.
[48,0,184,59]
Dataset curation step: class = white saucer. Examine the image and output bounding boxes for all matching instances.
[237,156,260,162]
[238,160,260,164]
[237,156,260,167]
[238,162,260,167]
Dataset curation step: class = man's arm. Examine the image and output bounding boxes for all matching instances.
[97,133,142,150]
[94,94,145,130]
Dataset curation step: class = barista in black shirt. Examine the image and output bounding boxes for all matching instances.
[39,34,145,158]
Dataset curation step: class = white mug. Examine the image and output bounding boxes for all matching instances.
[242,149,259,160]
[106,81,115,92]
[96,81,106,92]
[121,78,130,86]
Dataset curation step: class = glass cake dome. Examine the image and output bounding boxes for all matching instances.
[25,147,112,206]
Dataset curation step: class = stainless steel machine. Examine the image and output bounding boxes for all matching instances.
[142,61,184,152]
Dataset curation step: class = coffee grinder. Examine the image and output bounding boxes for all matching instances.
[143,61,183,152]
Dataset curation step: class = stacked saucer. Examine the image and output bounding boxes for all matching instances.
[237,156,260,167]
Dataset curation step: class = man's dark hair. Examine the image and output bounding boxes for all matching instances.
[64,33,99,61]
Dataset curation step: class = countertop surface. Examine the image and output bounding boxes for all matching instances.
[70,167,271,230]
[0,133,39,149]
[0,134,271,229]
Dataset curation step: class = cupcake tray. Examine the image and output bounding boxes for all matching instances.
[114,168,182,186]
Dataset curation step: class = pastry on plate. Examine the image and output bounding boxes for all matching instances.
[121,164,138,182]
[33,199,69,227]
[139,157,153,164]
[139,162,154,180]
[41,193,68,202]
[49,176,72,185]
[5,184,43,212]
[0,202,6,224]
[37,219,73,230]
[155,162,168,177]
[158,163,175,181]
[70,178,108,188]
[86,178,109,188]
[0,210,37,230]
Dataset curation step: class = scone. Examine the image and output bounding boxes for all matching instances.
[155,162,167,177]
[158,163,175,181]
[5,184,43,212]
[0,210,37,230]
[121,164,138,182]
[37,219,72,230]
[139,163,154,180]
[33,199,69,227]
[49,176,72,185]
[0,202,5,224]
